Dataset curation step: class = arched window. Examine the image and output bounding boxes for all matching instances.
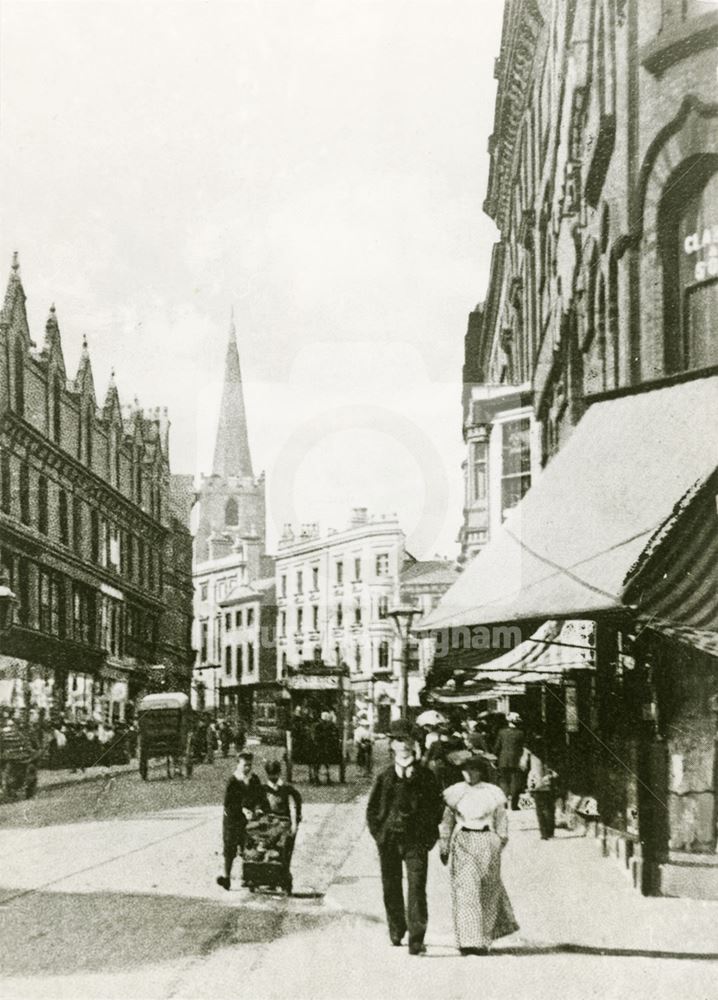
[14,340,25,415]
[660,159,718,373]
[225,497,238,526]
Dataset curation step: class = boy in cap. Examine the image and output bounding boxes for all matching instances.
[217,750,267,891]
[366,720,443,956]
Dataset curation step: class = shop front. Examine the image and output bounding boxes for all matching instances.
[420,375,718,897]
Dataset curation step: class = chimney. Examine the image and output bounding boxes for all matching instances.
[350,507,368,527]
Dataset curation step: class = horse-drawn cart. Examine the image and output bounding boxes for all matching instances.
[137,692,194,780]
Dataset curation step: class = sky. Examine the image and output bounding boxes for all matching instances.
[0,0,504,560]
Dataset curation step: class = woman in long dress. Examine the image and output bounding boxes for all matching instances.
[439,753,519,955]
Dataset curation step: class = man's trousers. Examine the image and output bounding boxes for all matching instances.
[377,836,429,949]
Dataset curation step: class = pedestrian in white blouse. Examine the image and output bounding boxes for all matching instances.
[439,753,519,955]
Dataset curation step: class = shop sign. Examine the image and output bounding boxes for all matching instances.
[287,674,340,691]
[683,225,718,282]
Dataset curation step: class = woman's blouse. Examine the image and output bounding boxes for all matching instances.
[440,781,509,850]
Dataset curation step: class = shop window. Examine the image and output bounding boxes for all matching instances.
[660,158,718,373]
[500,418,531,519]
[225,497,238,526]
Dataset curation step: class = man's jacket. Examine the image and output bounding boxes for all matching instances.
[366,763,443,850]
[493,726,525,769]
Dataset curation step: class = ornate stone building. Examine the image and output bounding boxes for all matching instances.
[0,256,194,722]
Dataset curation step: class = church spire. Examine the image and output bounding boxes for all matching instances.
[211,311,254,479]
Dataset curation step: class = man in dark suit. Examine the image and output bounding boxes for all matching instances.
[493,712,526,810]
[366,720,443,956]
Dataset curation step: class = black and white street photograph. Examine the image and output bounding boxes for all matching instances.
[0,1,717,998]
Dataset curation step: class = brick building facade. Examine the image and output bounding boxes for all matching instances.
[0,256,194,722]
[448,0,718,897]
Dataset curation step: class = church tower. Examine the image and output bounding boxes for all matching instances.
[195,315,265,577]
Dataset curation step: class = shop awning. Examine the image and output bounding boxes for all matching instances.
[468,620,595,678]
[430,683,523,705]
[420,375,718,633]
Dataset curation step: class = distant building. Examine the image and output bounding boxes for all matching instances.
[191,316,269,712]
[0,255,194,723]
[217,577,278,735]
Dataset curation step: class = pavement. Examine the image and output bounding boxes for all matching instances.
[3,765,718,1000]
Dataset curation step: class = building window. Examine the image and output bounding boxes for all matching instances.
[354,603,362,625]
[37,476,48,534]
[279,610,286,636]
[19,463,30,525]
[354,557,361,581]
[297,608,303,632]
[247,607,255,627]
[126,534,135,578]
[225,497,238,525]
[336,560,344,584]
[200,581,208,601]
[312,605,319,631]
[225,645,232,676]
[247,643,255,673]
[237,645,245,676]
[199,620,208,662]
[17,559,30,626]
[312,565,319,590]
[85,407,93,468]
[377,595,389,619]
[90,510,100,563]
[72,497,82,554]
[234,609,242,628]
[225,612,232,631]
[470,440,488,503]
[375,553,389,577]
[14,340,25,415]
[53,372,62,444]
[58,489,69,544]
[1,452,11,513]
[73,584,95,645]
[662,163,718,373]
[378,641,390,669]
[500,418,531,520]
[281,574,287,597]
[336,604,343,628]
[296,570,303,595]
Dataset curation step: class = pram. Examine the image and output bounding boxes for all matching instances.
[242,813,294,894]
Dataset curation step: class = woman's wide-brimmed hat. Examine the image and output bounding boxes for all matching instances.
[462,751,497,771]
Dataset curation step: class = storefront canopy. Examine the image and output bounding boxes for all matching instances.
[420,375,718,633]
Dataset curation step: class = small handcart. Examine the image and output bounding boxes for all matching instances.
[242,813,294,894]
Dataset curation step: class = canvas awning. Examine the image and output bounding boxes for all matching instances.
[420,375,718,633]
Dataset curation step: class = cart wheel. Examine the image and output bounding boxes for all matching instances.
[139,752,148,780]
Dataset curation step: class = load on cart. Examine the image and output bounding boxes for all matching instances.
[242,758,302,894]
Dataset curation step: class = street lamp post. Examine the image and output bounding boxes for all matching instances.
[388,604,418,722]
